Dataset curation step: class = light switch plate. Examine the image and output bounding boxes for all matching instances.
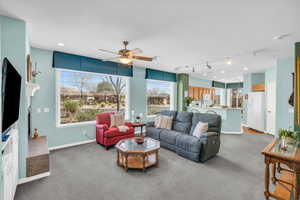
[37,108,41,113]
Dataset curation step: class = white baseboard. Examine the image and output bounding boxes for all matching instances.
[49,139,96,151]
[18,172,50,185]
[222,131,243,134]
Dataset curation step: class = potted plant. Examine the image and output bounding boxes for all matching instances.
[279,128,295,150]
[293,131,300,144]
[185,97,194,106]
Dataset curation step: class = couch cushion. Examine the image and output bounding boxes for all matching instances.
[160,110,177,129]
[189,113,221,135]
[104,127,132,138]
[160,130,182,145]
[146,127,163,140]
[160,110,177,119]
[173,112,193,134]
[176,134,202,153]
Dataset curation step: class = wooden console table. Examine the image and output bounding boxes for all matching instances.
[27,136,50,177]
[262,139,300,200]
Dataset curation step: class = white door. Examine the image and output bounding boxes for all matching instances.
[266,81,276,135]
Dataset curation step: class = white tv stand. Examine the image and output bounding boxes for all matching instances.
[2,127,19,200]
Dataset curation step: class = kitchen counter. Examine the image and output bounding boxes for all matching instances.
[187,106,242,134]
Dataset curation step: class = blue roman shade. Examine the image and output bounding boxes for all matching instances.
[52,51,133,77]
[226,82,243,89]
[145,68,176,82]
[212,81,226,88]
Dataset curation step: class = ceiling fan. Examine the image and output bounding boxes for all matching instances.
[98,41,156,65]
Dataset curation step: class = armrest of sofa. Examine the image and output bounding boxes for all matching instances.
[199,132,220,162]
[124,122,133,128]
[146,121,155,127]
[96,124,108,131]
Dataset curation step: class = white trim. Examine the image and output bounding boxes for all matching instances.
[54,68,131,79]
[222,131,243,134]
[18,172,50,185]
[48,139,96,151]
[57,120,96,128]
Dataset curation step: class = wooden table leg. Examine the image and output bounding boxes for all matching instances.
[294,171,299,200]
[277,163,281,173]
[125,154,128,172]
[272,163,276,184]
[142,155,146,172]
[156,150,159,166]
[117,151,120,166]
[264,161,270,200]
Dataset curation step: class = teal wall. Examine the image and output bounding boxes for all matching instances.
[189,77,212,88]
[0,16,29,180]
[31,48,96,147]
[275,57,294,135]
[31,48,175,148]
[129,67,147,120]
[251,73,265,85]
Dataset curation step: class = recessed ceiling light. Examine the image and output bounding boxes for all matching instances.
[57,42,64,46]
[226,57,232,65]
[243,67,248,71]
[221,70,225,74]
[213,75,217,79]
[203,73,207,76]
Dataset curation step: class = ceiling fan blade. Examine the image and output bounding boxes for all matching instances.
[98,48,119,55]
[132,55,153,62]
[129,48,143,54]
[102,56,121,61]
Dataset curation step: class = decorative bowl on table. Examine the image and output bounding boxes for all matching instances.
[134,137,144,144]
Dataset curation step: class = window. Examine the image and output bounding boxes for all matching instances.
[227,88,243,108]
[147,80,174,115]
[213,88,226,106]
[57,70,128,125]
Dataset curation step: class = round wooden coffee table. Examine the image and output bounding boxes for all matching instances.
[115,137,160,172]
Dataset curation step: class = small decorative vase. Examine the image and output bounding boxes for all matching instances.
[281,137,287,151]
[33,128,39,139]
[280,137,293,151]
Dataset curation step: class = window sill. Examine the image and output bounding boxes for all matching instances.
[147,115,157,118]
[57,121,96,128]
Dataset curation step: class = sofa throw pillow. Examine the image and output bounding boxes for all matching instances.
[155,115,173,129]
[154,115,162,128]
[192,121,208,138]
[110,113,124,127]
[164,116,173,130]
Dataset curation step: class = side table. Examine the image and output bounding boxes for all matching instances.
[132,122,146,137]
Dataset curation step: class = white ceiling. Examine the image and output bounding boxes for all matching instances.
[1,0,299,82]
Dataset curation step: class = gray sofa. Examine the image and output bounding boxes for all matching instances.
[146,111,221,162]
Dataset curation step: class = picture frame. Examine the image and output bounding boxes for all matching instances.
[27,55,33,81]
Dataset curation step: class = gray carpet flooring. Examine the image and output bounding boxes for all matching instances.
[15,133,274,200]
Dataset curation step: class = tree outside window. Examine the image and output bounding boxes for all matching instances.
[59,70,127,124]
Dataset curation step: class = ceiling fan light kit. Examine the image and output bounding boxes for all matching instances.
[98,41,155,66]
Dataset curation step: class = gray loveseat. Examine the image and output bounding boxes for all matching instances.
[146,111,221,162]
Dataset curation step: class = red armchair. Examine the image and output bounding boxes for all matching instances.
[96,112,134,150]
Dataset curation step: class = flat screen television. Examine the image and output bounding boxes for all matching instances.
[2,57,22,135]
